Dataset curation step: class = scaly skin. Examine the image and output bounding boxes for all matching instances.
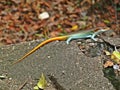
[13,27,110,64]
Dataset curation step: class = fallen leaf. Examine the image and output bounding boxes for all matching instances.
[104,50,111,55]
[103,61,114,68]
[71,25,78,31]
[34,73,47,90]
[111,50,120,64]
[103,20,110,24]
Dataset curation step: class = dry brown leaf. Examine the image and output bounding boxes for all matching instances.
[104,61,114,68]
[104,50,111,56]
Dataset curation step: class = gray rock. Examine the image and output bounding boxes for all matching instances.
[0,40,115,90]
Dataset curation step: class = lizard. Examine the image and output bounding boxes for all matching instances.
[13,27,110,64]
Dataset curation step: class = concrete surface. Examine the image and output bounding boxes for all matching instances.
[0,39,116,90]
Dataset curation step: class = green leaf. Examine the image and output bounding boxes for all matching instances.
[34,73,47,90]
[103,20,110,24]
[111,49,120,64]
[117,8,120,11]
[33,86,39,90]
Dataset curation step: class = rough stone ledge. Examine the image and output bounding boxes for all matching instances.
[0,39,115,90]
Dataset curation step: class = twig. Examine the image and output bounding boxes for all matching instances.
[18,79,28,90]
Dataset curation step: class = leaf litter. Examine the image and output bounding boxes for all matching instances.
[0,0,119,45]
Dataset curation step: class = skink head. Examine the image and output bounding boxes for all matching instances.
[94,27,111,32]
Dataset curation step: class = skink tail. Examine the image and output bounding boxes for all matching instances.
[13,35,68,64]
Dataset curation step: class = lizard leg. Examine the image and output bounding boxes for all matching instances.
[66,37,73,44]
[91,34,97,41]
[66,35,83,44]
[91,29,106,41]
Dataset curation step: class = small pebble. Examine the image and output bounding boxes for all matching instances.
[113,64,119,70]
[38,12,49,20]
[47,55,51,59]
